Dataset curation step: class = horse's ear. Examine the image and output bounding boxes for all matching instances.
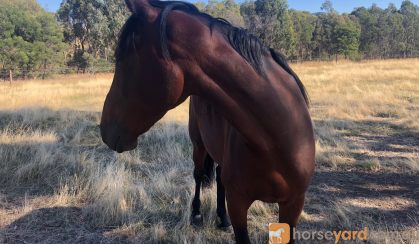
[124,0,157,19]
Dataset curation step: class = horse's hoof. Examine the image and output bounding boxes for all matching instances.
[202,176,213,187]
[191,214,203,227]
[217,217,232,231]
[217,223,232,232]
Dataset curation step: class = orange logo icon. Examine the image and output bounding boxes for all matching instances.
[269,223,290,244]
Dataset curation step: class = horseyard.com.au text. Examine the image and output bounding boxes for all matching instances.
[293,227,368,243]
[269,223,369,243]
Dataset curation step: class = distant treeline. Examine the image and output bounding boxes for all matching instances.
[0,0,418,79]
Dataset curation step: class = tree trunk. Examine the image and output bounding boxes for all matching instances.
[42,60,47,80]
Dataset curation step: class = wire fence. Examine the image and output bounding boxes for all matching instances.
[2,56,417,82]
[0,66,115,82]
[0,56,354,82]
[0,58,326,82]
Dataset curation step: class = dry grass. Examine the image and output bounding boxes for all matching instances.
[0,59,418,243]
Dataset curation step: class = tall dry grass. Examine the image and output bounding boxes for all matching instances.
[0,59,418,243]
[292,59,419,172]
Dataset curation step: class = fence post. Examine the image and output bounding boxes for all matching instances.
[42,60,47,80]
[9,70,13,84]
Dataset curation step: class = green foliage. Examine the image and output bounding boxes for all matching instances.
[0,0,65,78]
[400,0,419,57]
[57,1,107,55]
[57,0,129,70]
[240,0,418,60]
[289,10,317,60]
[104,0,130,49]
[1,0,418,78]
[0,0,43,15]
[67,49,91,72]
[241,0,296,56]
[352,1,419,58]
[313,1,361,60]
[333,22,360,57]
[201,0,244,26]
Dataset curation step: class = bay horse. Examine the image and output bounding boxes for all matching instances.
[100,0,315,243]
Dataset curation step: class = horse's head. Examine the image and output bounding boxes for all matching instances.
[100,0,185,153]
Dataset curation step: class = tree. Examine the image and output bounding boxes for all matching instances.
[351,6,383,58]
[2,0,418,78]
[241,0,296,57]
[0,0,43,16]
[312,12,340,59]
[103,0,130,53]
[400,0,419,57]
[321,0,335,13]
[58,0,110,71]
[312,9,360,61]
[289,10,317,60]
[203,0,244,26]
[36,13,67,78]
[0,0,65,78]
[333,21,360,58]
[351,1,419,59]
[381,4,404,58]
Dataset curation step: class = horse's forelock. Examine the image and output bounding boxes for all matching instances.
[115,15,139,61]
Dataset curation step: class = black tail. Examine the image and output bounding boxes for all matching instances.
[202,154,215,188]
[269,48,310,106]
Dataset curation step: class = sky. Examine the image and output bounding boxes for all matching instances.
[37,0,419,13]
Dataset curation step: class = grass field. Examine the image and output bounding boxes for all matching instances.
[0,59,418,243]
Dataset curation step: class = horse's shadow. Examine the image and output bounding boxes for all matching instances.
[301,118,418,234]
[0,207,130,244]
[0,108,104,200]
[0,107,193,243]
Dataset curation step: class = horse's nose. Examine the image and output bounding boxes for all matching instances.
[100,123,121,151]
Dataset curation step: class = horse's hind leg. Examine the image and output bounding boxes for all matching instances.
[216,165,231,230]
[191,146,211,227]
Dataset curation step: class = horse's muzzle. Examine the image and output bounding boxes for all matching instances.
[100,123,138,153]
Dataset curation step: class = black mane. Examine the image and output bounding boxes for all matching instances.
[115,14,140,61]
[117,0,309,105]
[150,0,266,74]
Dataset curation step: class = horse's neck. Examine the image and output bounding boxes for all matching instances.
[190,63,281,150]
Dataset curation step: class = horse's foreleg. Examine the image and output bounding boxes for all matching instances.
[216,165,231,230]
[226,190,252,244]
[278,194,306,244]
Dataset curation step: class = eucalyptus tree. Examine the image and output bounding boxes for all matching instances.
[0,0,64,78]
[400,0,419,57]
[241,0,296,57]
[58,0,110,70]
[289,10,317,60]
